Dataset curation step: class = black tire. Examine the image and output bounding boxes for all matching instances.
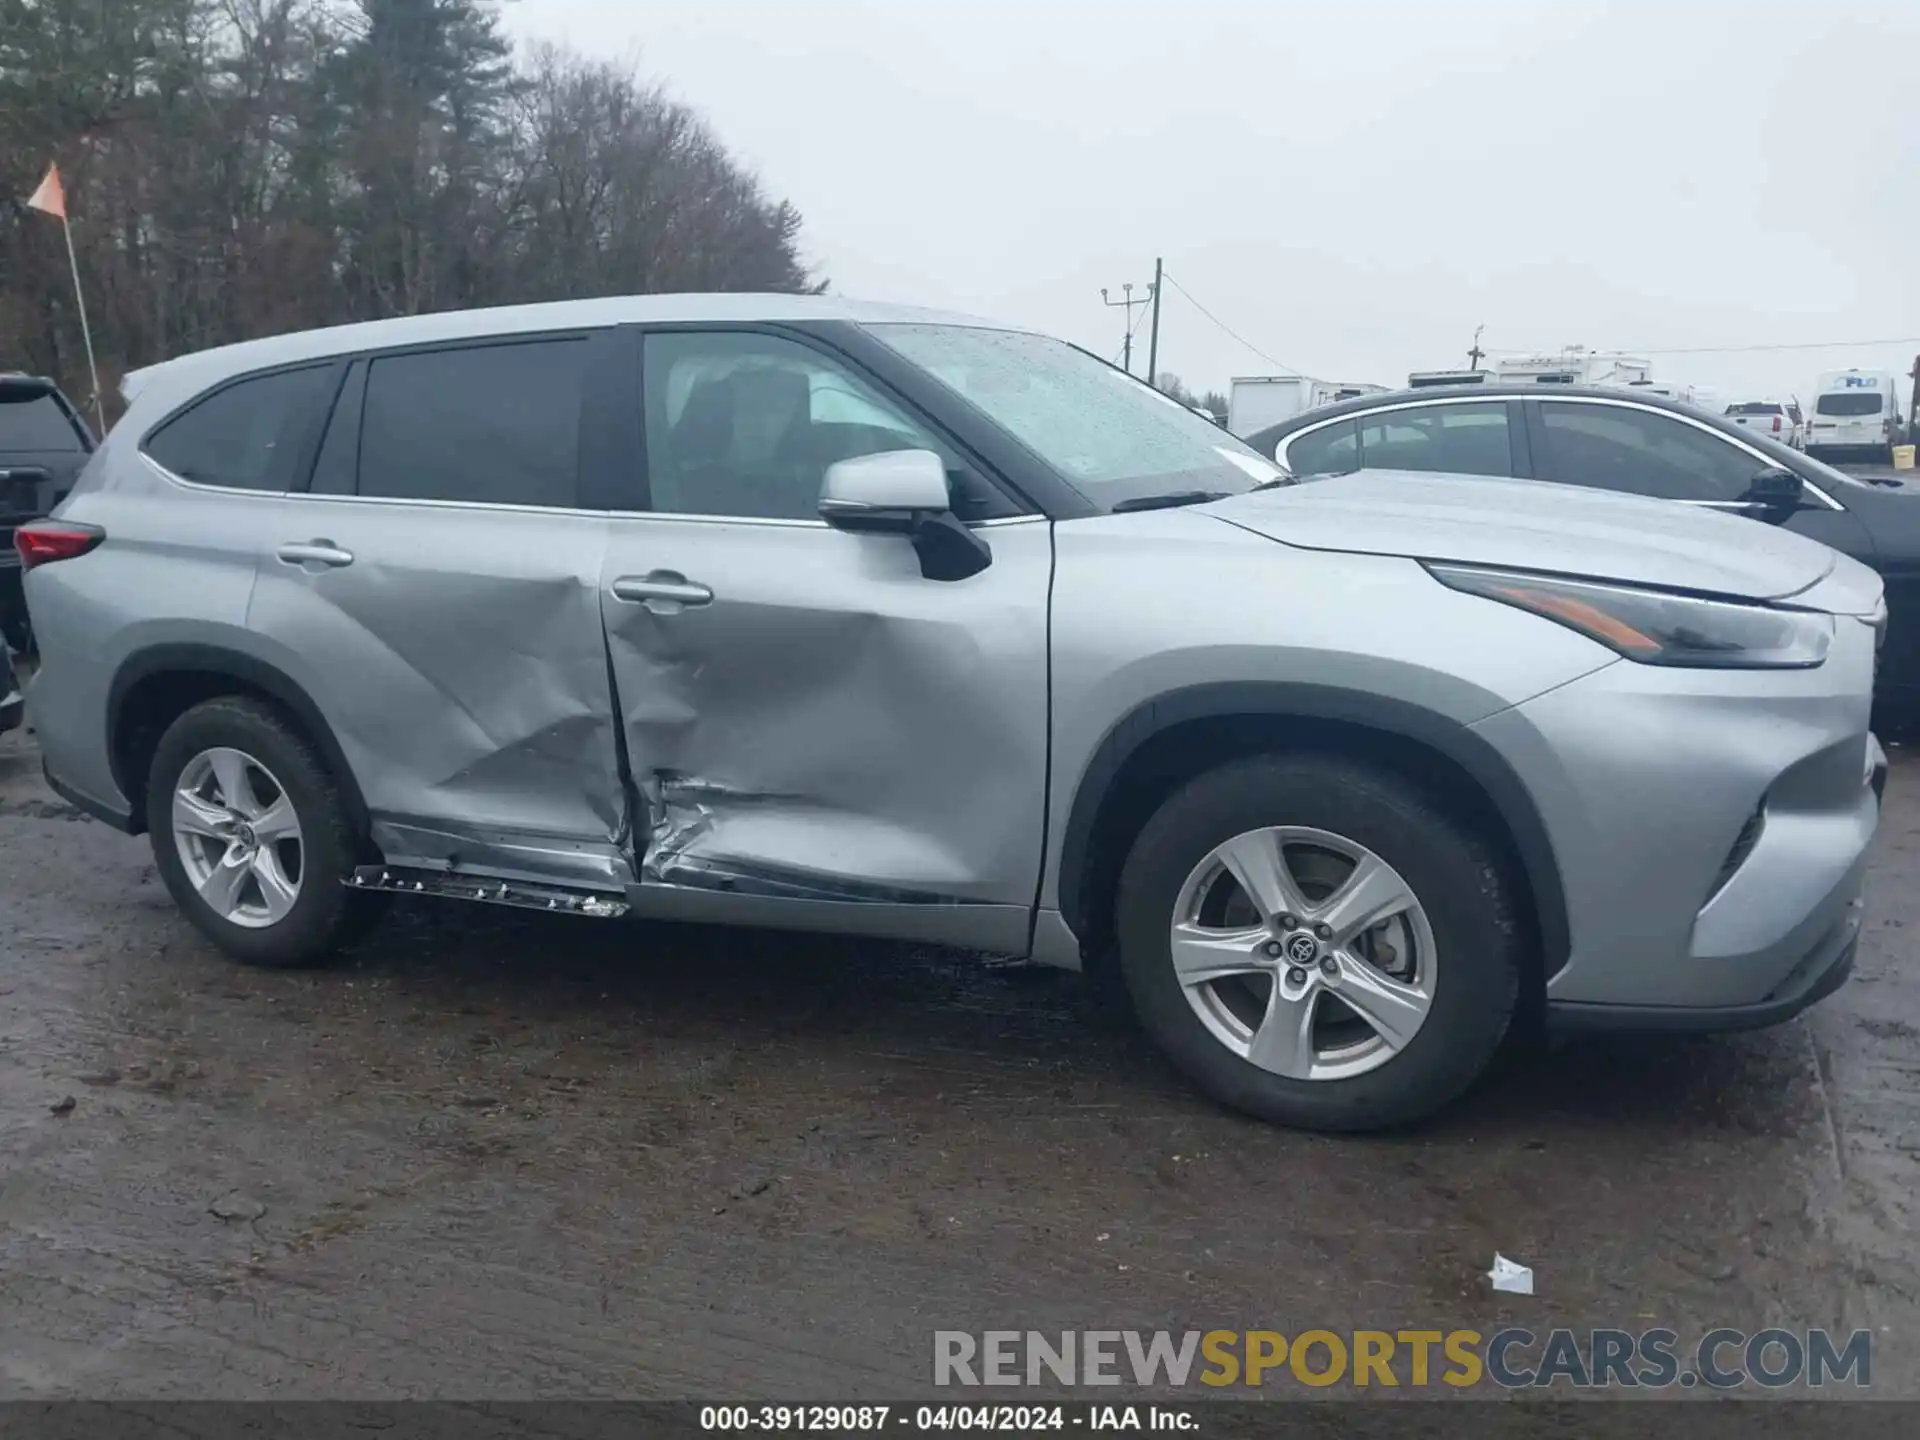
[1115,754,1522,1132]
[146,695,378,968]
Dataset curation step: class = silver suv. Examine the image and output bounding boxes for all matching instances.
[18,296,1890,1131]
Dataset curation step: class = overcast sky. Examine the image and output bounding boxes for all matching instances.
[501,0,1919,406]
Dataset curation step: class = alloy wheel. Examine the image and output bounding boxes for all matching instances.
[171,746,305,929]
[1168,825,1437,1080]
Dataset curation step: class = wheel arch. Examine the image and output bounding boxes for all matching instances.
[1054,682,1570,988]
[107,643,369,836]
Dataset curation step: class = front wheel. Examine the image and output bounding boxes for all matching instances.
[147,696,378,968]
[1115,755,1522,1131]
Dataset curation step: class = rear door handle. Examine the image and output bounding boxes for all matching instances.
[277,540,355,569]
[611,572,713,611]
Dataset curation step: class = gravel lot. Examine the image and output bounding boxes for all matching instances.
[1,716,1916,1400]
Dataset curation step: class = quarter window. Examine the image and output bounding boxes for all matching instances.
[144,365,333,491]
[1536,403,1762,502]
[1357,403,1513,477]
[1282,419,1358,477]
[356,339,590,507]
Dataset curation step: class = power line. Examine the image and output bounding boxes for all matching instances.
[1638,336,1920,356]
[1158,271,1305,376]
[1487,336,1920,357]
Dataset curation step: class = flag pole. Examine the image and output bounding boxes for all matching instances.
[59,215,105,436]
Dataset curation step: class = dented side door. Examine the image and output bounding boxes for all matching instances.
[246,330,628,891]
[602,325,1053,952]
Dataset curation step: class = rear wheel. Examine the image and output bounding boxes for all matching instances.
[147,696,378,967]
[1115,754,1522,1131]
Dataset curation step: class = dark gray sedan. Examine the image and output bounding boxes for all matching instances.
[1249,384,1919,714]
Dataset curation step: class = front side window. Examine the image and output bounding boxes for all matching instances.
[641,331,1009,521]
[1283,419,1359,477]
[356,339,589,506]
[1536,402,1762,502]
[144,365,333,491]
[868,324,1284,508]
[1357,402,1513,477]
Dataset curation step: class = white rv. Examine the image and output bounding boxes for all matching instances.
[1808,370,1905,462]
[1492,349,1653,388]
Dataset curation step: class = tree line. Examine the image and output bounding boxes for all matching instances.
[1155,372,1230,421]
[0,0,819,421]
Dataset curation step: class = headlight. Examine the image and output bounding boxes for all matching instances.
[1425,564,1832,669]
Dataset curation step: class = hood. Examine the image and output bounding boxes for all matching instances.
[1210,470,1835,601]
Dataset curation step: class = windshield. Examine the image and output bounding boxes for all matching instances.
[867,324,1285,507]
[1816,392,1885,417]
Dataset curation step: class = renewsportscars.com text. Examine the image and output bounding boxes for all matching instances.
[933,1328,1872,1390]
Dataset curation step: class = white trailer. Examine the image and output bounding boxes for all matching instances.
[1227,376,1387,438]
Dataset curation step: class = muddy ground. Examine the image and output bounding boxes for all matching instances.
[1,720,1916,1401]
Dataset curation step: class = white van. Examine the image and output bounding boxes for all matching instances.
[1808,370,1904,462]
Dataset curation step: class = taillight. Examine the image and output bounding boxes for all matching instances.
[1772,415,1781,433]
[14,520,104,571]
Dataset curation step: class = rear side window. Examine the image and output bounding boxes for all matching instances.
[1283,419,1358,476]
[355,339,589,507]
[144,365,333,490]
[0,393,86,452]
[1816,392,1884,417]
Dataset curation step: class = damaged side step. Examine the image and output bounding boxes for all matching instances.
[347,865,628,918]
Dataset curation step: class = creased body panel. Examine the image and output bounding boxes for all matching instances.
[245,495,625,882]
[601,517,1051,913]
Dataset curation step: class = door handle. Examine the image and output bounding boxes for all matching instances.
[611,572,714,611]
[277,540,354,569]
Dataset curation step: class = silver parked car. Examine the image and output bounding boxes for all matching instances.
[16,296,1890,1131]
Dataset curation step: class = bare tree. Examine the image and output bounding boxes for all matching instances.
[0,0,819,417]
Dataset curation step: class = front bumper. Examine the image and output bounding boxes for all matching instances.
[1474,611,1882,1022]
[1547,912,1859,1034]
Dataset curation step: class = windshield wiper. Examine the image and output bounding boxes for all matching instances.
[1111,490,1229,513]
[1248,476,1294,491]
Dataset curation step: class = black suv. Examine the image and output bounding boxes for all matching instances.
[1249,384,1919,715]
[1,373,95,653]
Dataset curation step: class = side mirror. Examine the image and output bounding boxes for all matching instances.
[820,448,950,522]
[818,448,992,582]
[1742,467,1804,519]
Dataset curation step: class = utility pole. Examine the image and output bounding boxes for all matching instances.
[1100,278,1155,376]
[1467,324,1486,372]
[1146,257,1164,386]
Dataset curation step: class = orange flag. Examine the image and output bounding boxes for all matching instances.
[25,162,66,220]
